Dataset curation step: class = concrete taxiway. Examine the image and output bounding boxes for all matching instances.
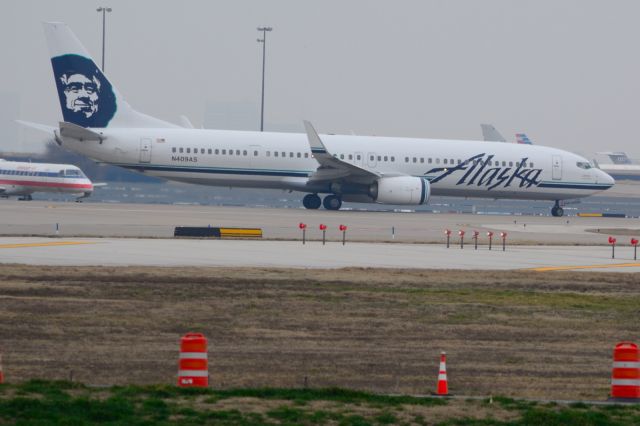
[0,237,637,271]
[0,200,637,245]
[0,201,637,270]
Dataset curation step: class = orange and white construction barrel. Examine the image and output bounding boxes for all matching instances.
[177,332,208,387]
[611,341,640,400]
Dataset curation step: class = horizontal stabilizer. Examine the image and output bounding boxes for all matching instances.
[15,120,56,134]
[59,121,104,141]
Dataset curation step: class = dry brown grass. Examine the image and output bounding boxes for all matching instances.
[0,265,638,401]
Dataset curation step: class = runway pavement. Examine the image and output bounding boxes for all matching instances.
[0,237,637,271]
[0,200,637,245]
[0,201,638,270]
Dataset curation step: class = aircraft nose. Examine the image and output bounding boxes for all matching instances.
[598,169,615,187]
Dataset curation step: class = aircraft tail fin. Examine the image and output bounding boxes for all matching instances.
[515,133,533,144]
[43,22,176,129]
[480,124,506,142]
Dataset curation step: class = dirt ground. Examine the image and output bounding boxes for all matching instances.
[0,265,637,401]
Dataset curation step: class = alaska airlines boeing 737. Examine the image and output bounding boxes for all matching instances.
[21,22,614,216]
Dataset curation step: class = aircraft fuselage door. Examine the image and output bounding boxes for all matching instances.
[367,152,377,168]
[139,138,152,163]
[552,155,562,180]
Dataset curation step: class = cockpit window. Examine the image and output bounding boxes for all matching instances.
[64,169,84,177]
[576,161,592,170]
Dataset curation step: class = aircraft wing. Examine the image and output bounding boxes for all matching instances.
[303,120,382,183]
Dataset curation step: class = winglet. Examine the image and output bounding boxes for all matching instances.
[303,120,329,155]
[179,115,195,129]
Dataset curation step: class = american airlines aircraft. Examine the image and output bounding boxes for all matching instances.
[0,159,93,200]
[21,22,614,217]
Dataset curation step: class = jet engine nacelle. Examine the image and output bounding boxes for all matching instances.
[370,176,430,205]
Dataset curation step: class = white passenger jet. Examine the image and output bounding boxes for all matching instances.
[21,22,614,216]
[0,159,93,201]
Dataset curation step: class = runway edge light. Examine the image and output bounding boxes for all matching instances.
[608,236,617,259]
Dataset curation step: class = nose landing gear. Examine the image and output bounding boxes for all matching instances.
[551,200,564,217]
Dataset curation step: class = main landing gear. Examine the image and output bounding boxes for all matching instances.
[551,200,564,217]
[302,193,342,210]
[322,194,342,211]
[302,193,321,209]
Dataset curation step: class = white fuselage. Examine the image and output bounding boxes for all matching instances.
[58,128,614,202]
[0,160,93,197]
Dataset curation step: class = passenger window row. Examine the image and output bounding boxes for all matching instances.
[169,147,534,169]
[171,147,311,158]
[404,157,534,168]
[0,170,40,176]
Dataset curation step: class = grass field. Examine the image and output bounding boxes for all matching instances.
[1,380,639,425]
[0,265,638,403]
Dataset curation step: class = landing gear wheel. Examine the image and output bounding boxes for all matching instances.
[302,193,322,209]
[551,202,564,217]
[323,195,342,211]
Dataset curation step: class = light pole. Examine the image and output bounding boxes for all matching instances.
[257,26,272,132]
[96,7,112,72]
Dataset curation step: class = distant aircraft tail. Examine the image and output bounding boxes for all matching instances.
[480,124,506,142]
[604,152,632,165]
[515,133,533,144]
[43,22,175,129]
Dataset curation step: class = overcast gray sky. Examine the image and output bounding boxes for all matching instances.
[3,0,640,157]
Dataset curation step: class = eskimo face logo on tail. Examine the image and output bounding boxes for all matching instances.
[51,54,116,128]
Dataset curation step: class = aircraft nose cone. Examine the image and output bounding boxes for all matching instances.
[599,169,615,186]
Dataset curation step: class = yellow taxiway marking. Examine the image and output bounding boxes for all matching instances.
[529,263,640,272]
[0,241,96,249]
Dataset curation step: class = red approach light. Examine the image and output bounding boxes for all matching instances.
[444,229,452,236]
[319,224,327,231]
[473,231,479,237]
[632,238,639,246]
[487,231,494,237]
[458,230,465,236]
[609,236,617,245]
[500,232,507,239]
[299,222,307,230]
[339,225,347,231]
